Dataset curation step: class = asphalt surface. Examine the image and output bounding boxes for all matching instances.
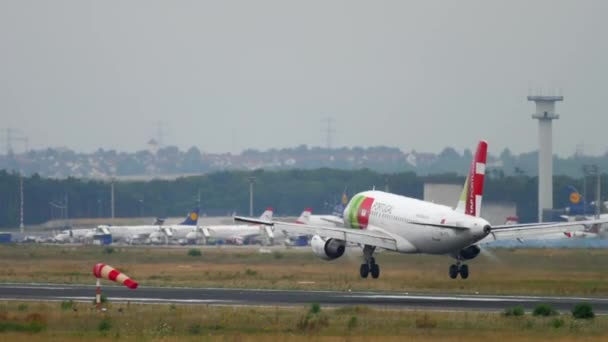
[0,283,607,313]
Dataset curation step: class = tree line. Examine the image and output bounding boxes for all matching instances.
[0,169,602,228]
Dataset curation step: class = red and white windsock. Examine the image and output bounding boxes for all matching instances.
[93,263,138,289]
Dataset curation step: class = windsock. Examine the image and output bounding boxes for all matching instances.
[93,263,138,289]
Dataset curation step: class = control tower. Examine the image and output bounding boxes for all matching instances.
[528,94,563,221]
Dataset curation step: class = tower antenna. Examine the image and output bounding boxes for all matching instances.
[321,117,336,150]
[529,92,563,221]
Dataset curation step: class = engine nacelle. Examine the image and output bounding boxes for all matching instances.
[148,231,164,244]
[311,235,346,260]
[452,245,481,260]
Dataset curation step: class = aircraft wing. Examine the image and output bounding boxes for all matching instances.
[483,219,608,242]
[235,216,402,251]
[319,216,344,226]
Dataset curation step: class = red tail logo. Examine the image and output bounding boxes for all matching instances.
[466,141,488,217]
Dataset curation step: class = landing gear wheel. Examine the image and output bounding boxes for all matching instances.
[360,264,370,278]
[449,264,458,279]
[459,264,469,279]
[370,263,380,279]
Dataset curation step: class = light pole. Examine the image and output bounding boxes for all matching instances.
[97,199,102,218]
[248,177,256,217]
[583,164,600,218]
[19,173,24,233]
[139,198,144,217]
[50,200,67,226]
[110,180,115,219]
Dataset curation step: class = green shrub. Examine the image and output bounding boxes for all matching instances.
[296,303,328,332]
[347,315,358,330]
[17,303,28,311]
[103,247,115,254]
[273,251,284,259]
[187,249,202,257]
[503,306,525,317]
[296,312,329,332]
[245,268,258,276]
[60,300,74,311]
[0,321,45,333]
[572,303,595,319]
[533,304,558,317]
[551,318,565,328]
[98,318,112,332]
[188,323,202,335]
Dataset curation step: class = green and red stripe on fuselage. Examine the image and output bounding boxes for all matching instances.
[344,194,375,229]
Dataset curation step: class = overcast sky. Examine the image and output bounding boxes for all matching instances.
[1,1,607,156]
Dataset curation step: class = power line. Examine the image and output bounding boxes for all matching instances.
[1,128,29,155]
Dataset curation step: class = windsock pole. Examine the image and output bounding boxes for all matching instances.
[96,278,101,310]
[93,263,138,310]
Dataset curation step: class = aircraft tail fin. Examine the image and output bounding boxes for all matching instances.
[180,208,200,225]
[296,208,312,224]
[455,140,488,217]
[565,185,586,216]
[259,208,273,221]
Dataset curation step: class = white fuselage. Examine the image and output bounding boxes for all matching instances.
[343,191,490,254]
[148,225,200,243]
[101,225,160,243]
[205,225,262,243]
[54,228,96,243]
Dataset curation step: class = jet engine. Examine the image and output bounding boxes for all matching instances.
[452,245,481,260]
[310,235,346,260]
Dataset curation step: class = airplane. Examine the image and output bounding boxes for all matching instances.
[148,208,201,244]
[100,208,199,244]
[295,208,343,227]
[268,208,327,246]
[53,228,96,243]
[560,186,607,239]
[235,140,608,279]
[185,208,274,245]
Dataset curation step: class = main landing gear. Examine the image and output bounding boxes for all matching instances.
[449,260,469,279]
[359,245,380,279]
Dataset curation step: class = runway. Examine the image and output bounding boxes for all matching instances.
[1,283,607,313]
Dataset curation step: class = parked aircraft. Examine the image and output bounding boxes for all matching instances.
[99,208,199,244]
[236,141,608,279]
[560,186,607,238]
[295,208,343,227]
[184,209,274,245]
[53,228,96,243]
